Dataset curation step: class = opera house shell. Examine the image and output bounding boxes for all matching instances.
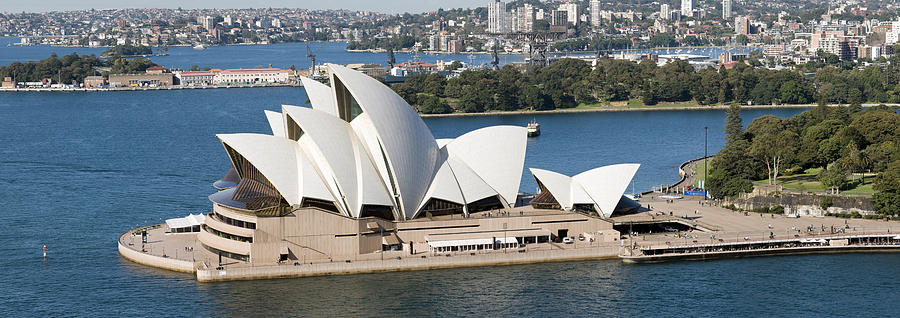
[210,64,527,221]
[197,64,639,263]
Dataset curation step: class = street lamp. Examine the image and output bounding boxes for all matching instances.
[704,126,708,194]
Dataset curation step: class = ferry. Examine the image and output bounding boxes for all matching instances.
[527,119,541,137]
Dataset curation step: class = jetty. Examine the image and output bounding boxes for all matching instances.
[621,234,900,263]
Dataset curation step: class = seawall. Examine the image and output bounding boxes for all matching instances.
[196,246,621,282]
[118,230,198,273]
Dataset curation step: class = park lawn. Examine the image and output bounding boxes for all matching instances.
[623,100,701,109]
[573,103,604,109]
[690,160,709,187]
[751,167,876,196]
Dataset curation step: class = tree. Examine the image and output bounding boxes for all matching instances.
[521,85,550,110]
[707,139,757,198]
[457,88,484,113]
[421,73,446,97]
[750,130,800,185]
[495,65,522,110]
[418,95,452,114]
[873,160,900,215]
[779,80,812,104]
[850,110,900,146]
[819,161,850,193]
[724,103,743,143]
[735,34,750,46]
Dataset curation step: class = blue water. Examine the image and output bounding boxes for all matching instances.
[0,38,525,70]
[2,45,898,316]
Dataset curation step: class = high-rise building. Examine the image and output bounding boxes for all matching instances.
[199,16,215,31]
[223,15,233,26]
[510,7,520,32]
[887,21,900,44]
[559,2,578,25]
[521,4,535,32]
[590,0,602,26]
[660,4,670,20]
[722,0,732,19]
[551,10,569,26]
[681,0,694,17]
[734,16,750,35]
[488,0,507,33]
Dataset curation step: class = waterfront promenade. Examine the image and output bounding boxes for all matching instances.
[118,223,623,282]
[119,195,900,281]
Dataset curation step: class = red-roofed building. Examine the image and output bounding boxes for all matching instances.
[176,71,218,86]
[146,66,168,74]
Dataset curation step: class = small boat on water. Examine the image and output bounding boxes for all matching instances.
[193,44,206,50]
[527,118,541,137]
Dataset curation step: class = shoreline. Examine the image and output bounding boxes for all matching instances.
[419,103,896,118]
[0,83,300,92]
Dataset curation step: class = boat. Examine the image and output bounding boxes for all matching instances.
[193,44,206,50]
[527,118,541,137]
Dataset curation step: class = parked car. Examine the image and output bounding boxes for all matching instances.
[563,237,574,244]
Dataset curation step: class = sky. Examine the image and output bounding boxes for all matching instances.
[4,0,488,14]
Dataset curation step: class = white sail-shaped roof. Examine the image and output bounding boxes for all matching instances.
[329,64,439,220]
[212,65,540,221]
[299,76,338,117]
[530,168,575,210]
[264,110,286,138]
[282,105,394,218]
[216,133,303,205]
[415,159,465,214]
[447,156,500,205]
[445,126,527,206]
[530,164,640,218]
[573,164,640,217]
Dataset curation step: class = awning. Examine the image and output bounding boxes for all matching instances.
[165,213,206,230]
[427,237,519,248]
[382,235,402,246]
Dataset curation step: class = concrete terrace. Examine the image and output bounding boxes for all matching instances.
[616,193,899,249]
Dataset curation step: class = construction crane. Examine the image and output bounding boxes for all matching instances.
[306,43,321,76]
[387,48,396,68]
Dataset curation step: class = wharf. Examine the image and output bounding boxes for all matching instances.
[621,234,900,263]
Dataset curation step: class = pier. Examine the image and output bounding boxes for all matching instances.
[621,234,900,263]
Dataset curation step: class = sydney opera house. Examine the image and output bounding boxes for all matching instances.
[196,64,639,264]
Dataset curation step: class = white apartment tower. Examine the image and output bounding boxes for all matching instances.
[661,4,670,20]
[488,0,508,33]
[521,4,535,32]
[681,0,694,17]
[559,2,578,25]
[722,0,733,19]
[590,0,602,26]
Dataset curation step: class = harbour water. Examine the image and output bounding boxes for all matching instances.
[2,43,898,316]
[0,38,523,70]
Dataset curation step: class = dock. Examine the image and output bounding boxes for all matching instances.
[621,234,900,263]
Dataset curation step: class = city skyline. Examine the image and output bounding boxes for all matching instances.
[2,0,488,14]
